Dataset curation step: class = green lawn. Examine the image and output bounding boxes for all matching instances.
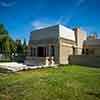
[0,65,100,100]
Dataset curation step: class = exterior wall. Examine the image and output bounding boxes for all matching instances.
[84,39,100,47]
[25,56,49,65]
[83,39,100,56]
[30,24,75,42]
[83,47,100,56]
[69,55,100,67]
[30,25,59,41]
[94,48,100,56]
[25,25,88,65]
[59,38,75,64]
[25,38,59,65]
[26,24,77,65]
[54,41,59,64]
[74,28,87,55]
[59,25,75,41]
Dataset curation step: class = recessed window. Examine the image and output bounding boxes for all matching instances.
[37,47,46,57]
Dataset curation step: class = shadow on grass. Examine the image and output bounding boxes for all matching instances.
[0,68,12,76]
[69,64,100,68]
[86,91,100,99]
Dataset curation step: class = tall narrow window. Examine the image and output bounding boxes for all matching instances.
[86,48,88,55]
[37,47,44,57]
[37,47,47,57]
[73,46,75,55]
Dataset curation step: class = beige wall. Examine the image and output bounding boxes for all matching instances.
[59,38,75,64]
[94,48,100,56]
[26,37,75,65]
[83,39,100,56]
[25,38,59,65]
[69,55,100,67]
[25,25,88,65]
[30,25,59,41]
[59,25,75,41]
[74,28,87,55]
[25,56,46,65]
[83,46,100,56]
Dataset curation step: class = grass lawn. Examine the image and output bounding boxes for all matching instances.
[0,65,100,100]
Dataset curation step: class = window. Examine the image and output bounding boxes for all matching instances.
[37,47,46,57]
[82,48,85,55]
[86,48,88,55]
[72,46,75,55]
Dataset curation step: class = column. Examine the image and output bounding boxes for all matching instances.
[48,45,51,57]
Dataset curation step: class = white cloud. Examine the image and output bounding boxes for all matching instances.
[31,19,56,30]
[57,13,73,25]
[57,0,86,25]
[0,1,16,7]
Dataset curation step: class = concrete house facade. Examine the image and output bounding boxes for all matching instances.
[25,25,87,65]
[83,34,100,56]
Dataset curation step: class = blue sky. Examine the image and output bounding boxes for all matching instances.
[0,0,99,41]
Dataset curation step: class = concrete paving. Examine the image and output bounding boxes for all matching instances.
[0,62,57,72]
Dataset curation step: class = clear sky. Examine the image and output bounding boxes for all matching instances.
[0,0,99,41]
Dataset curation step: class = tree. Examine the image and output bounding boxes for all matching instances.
[0,24,27,62]
[0,24,15,60]
[0,24,8,53]
[23,39,27,56]
[0,24,8,35]
[15,40,23,55]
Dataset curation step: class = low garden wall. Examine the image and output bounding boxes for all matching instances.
[69,55,100,67]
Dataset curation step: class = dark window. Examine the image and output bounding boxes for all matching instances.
[73,47,75,55]
[86,48,88,55]
[44,47,46,57]
[37,47,46,57]
[82,49,85,55]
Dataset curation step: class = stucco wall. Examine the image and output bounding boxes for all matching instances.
[25,56,46,65]
[59,25,75,41]
[59,38,74,64]
[74,28,87,55]
[30,25,59,41]
[94,48,100,56]
[26,38,59,65]
[30,24,76,42]
[69,55,100,67]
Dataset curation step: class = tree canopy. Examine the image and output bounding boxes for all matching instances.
[0,24,27,62]
[0,24,15,55]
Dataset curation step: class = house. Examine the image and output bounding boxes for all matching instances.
[25,24,87,65]
[83,33,100,56]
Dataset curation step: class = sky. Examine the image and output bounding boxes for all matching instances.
[0,0,99,41]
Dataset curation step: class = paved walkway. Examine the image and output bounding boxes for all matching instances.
[0,62,56,72]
